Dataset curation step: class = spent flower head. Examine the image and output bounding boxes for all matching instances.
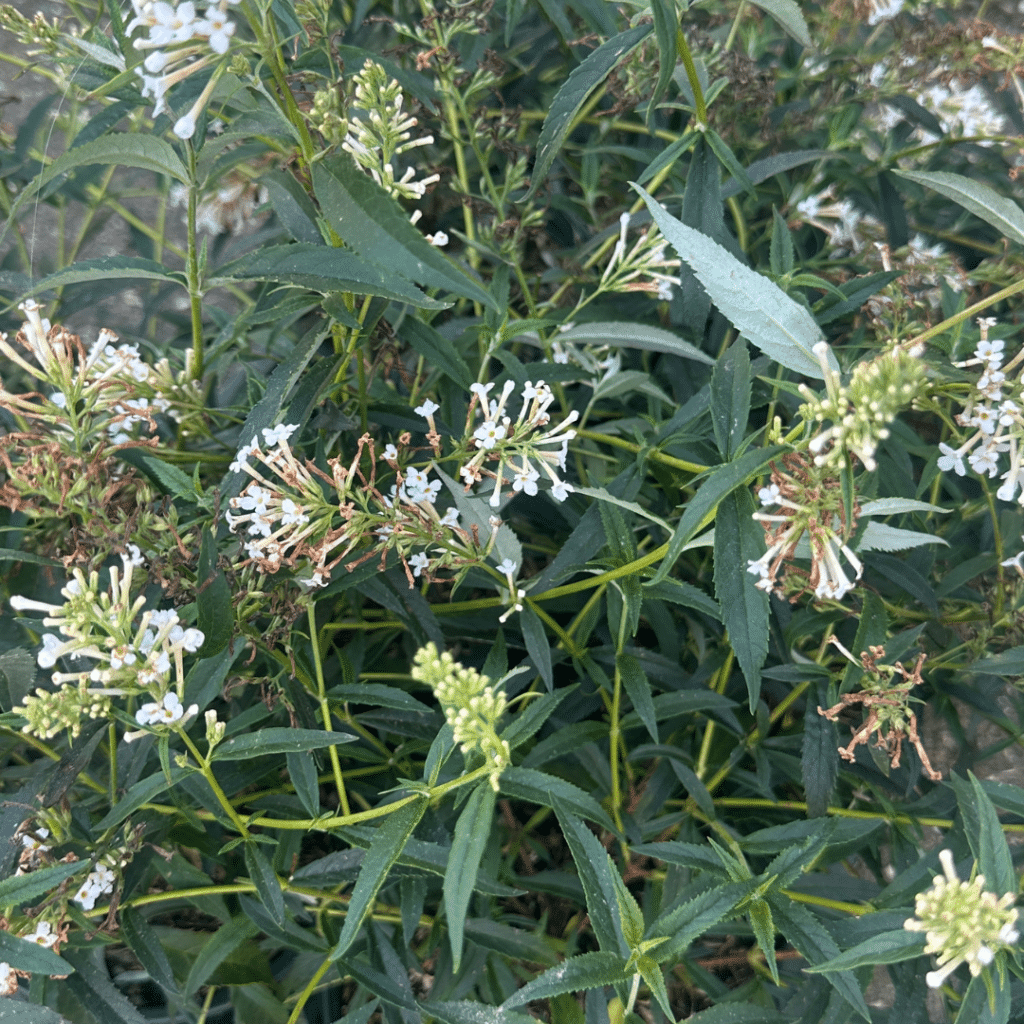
[904,849,1019,989]
[411,643,510,790]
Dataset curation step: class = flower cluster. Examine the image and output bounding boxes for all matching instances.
[799,340,927,472]
[10,552,202,740]
[904,849,1019,989]
[599,213,681,301]
[411,643,510,791]
[424,379,578,507]
[72,860,118,911]
[747,452,862,602]
[794,186,883,255]
[127,0,240,138]
[227,427,488,589]
[936,319,1024,504]
[818,638,940,780]
[340,60,439,211]
[170,174,269,235]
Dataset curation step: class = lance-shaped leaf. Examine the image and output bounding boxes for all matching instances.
[633,185,832,379]
[526,24,652,200]
[501,951,629,1008]
[330,796,428,960]
[313,158,495,310]
[895,170,1024,247]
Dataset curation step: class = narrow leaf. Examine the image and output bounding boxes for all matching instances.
[710,341,751,460]
[805,930,926,972]
[197,526,233,658]
[502,952,629,1008]
[313,158,496,309]
[633,185,831,379]
[182,916,260,1002]
[802,682,839,817]
[244,842,285,927]
[520,603,553,691]
[558,321,713,364]
[445,782,497,970]
[0,931,73,975]
[617,654,659,742]
[652,444,785,586]
[748,900,779,983]
[212,728,356,760]
[858,522,948,552]
[286,749,321,818]
[746,0,812,46]
[0,859,85,906]
[527,24,652,199]
[715,488,769,712]
[501,766,618,833]
[895,170,1024,247]
[968,772,1016,896]
[330,796,428,960]
[24,256,176,296]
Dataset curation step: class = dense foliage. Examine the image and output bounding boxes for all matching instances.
[2,0,1024,1021]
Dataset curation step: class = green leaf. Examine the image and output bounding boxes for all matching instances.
[0,930,73,976]
[196,526,233,659]
[745,0,812,46]
[652,444,786,586]
[330,796,428,960]
[244,841,285,927]
[0,859,85,906]
[501,687,571,750]
[94,767,187,831]
[637,954,673,1018]
[313,158,495,310]
[683,1005,788,1024]
[652,880,755,961]
[553,800,630,957]
[23,256,176,297]
[138,455,196,500]
[215,243,450,309]
[967,772,1016,896]
[633,841,728,875]
[501,766,618,833]
[617,654,658,743]
[648,0,678,122]
[424,1000,538,1024]
[954,972,1011,1024]
[610,865,645,950]
[802,682,839,817]
[62,947,150,1024]
[0,999,65,1022]
[182,916,261,1003]
[330,683,433,713]
[859,498,950,516]
[212,728,356,760]
[445,782,497,970]
[398,317,474,389]
[120,908,180,995]
[748,900,779,984]
[633,185,830,379]
[710,341,751,461]
[715,488,769,712]
[1,134,188,246]
[502,952,629,1008]
[895,170,1024,247]
[527,24,653,200]
[286,749,321,818]
[970,647,1024,676]
[769,900,870,1020]
[261,169,322,244]
[858,522,948,552]
[520,603,553,691]
[805,930,926,973]
[770,207,795,276]
[463,918,559,966]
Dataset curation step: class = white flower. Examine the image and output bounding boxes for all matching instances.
[135,692,184,726]
[469,382,494,403]
[969,445,1001,478]
[937,442,966,476]
[976,338,1004,367]
[25,921,57,949]
[410,552,430,577]
[280,498,308,526]
[21,828,50,853]
[262,423,298,447]
[149,1,199,45]
[758,483,782,505]
[439,507,459,527]
[173,113,197,139]
[425,231,448,246]
[229,439,258,472]
[473,421,506,450]
[497,559,518,576]
[415,398,440,418]
[550,480,573,502]
[512,462,540,496]
[197,9,234,53]
[382,443,399,461]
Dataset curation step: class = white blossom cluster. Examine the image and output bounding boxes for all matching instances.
[418,379,577,508]
[937,320,1024,503]
[10,552,202,740]
[0,302,183,447]
[600,212,680,301]
[904,849,1019,988]
[72,861,117,910]
[127,0,240,138]
[341,60,441,219]
[794,186,883,255]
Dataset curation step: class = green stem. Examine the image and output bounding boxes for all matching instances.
[724,0,747,53]
[309,603,350,816]
[609,608,629,834]
[287,956,334,1024]
[179,730,251,838]
[576,427,709,474]
[908,277,1024,349]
